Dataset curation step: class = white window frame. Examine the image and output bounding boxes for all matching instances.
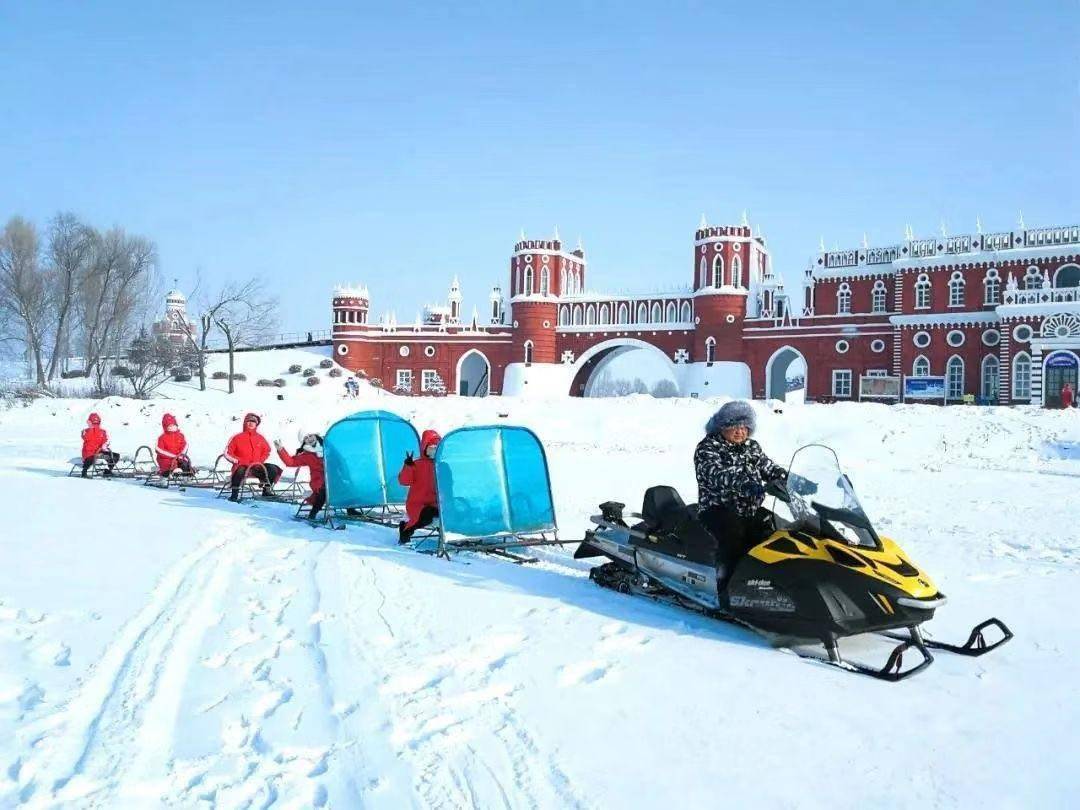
[946,356,965,400]
[524,266,533,296]
[836,283,852,314]
[914,274,931,309]
[523,340,534,365]
[712,255,724,288]
[866,369,888,377]
[983,268,1000,305]
[1023,266,1041,290]
[617,303,628,324]
[396,369,413,390]
[832,369,853,398]
[705,336,716,364]
[731,255,742,288]
[871,280,887,313]
[599,303,610,324]
[913,355,930,377]
[981,355,999,400]
[680,301,692,322]
[540,267,550,296]
[948,271,965,307]
[420,369,438,392]
[651,302,662,322]
[1012,352,1031,400]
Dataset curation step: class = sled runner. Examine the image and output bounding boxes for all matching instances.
[577,444,1012,680]
[68,445,155,479]
[320,410,419,528]
[431,425,560,561]
[215,462,292,503]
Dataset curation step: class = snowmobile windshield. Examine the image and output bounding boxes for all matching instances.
[785,445,880,549]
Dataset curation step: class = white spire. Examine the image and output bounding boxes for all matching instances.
[553,224,560,241]
[861,232,869,249]
[939,220,948,238]
[819,236,826,253]
[519,227,526,241]
[576,235,584,252]
[976,216,983,234]
[1018,210,1026,230]
[741,209,749,227]
[905,224,914,241]
[699,213,708,229]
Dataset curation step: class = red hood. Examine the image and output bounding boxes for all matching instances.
[162,413,178,430]
[419,430,441,455]
[88,412,102,426]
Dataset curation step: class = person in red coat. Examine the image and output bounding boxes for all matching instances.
[223,413,282,501]
[274,431,326,519]
[156,413,193,475]
[80,412,119,477]
[397,429,441,543]
[1062,382,1075,409]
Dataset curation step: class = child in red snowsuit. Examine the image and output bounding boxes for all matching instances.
[223,413,281,501]
[80,412,119,477]
[274,431,326,519]
[156,413,193,475]
[397,429,441,543]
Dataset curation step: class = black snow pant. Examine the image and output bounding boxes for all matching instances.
[699,504,771,573]
[82,451,120,476]
[399,505,438,543]
[230,463,283,498]
[163,456,194,475]
[304,486,327,519]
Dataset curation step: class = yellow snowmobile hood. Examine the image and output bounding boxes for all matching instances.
[749,530,939,599]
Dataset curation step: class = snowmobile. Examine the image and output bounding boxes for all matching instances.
[575,444,1012,680]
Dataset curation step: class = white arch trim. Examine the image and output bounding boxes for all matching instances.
[455,349,491,396]
[764,344,808,400]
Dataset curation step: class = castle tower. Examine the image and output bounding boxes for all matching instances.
[154,285,195,345]
[448,276,462,323]
[509,229,579,364]
[692,219,767,362]
[489,285,504,324]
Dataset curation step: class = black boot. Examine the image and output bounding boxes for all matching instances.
[228,490,240,503]
[398,521,411,545]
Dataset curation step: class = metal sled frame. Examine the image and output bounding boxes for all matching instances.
[320,502,408,528]
[215,462,299,503]
[111,446,157,479]
[68,454,112,478]
[435,529,563,563]
[143,454,220,491]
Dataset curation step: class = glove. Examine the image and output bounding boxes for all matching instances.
[273,439,283,449]
[404,452,414,466]
[746,481,766,501]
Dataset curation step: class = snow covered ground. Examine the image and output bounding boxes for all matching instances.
[1,347,1078,808]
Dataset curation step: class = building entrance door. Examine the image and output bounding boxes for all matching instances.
[1044,352,1078,407]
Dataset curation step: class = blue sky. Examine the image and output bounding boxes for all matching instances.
[1,1,1077,333]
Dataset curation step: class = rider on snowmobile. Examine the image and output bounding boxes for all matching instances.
[694,401,786,569]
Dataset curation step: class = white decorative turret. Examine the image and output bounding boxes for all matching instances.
[448,276,462,323]
[489,285,504,324]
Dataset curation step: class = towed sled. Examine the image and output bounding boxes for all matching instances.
[576,444,1011,681]
[68,445,156,479]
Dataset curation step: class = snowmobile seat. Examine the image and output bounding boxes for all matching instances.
[631,486,718,567]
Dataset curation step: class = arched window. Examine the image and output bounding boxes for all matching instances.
[560,267,567,294]
[1024,266,1042,290]
[599,303,610,324]
[574,269,582,294]
[585,304,596,325]
[836,283,852,314]
[637,303,648,323]
[705,336,716,364]
[516,266,522,296]
[712,255,724,288]
[1012,352,1031,400]
[651,302,662,322]
[914,274,931,309]
[680,301,692,322]
[524,340,534,365]
[665,302,677,322]
[698,257,707,288]
[1055,264,1080,288]
[617,303,628,324]
[984,268,1001,305]
[948,271,965,307]
[913,355,930,377]
[981,355,999,399]
[871,280,887,313]
[540,267,550,296]
[524,267,533,296]
[572,305,583,326]
[731,256,742,288]
[558,306,568,326]
[946,355,965,400]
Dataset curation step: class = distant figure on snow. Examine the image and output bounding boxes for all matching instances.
[80,412,120,478]
[156,413,193,476]
[275,431,326,520]
[344,377,360,398]
[223,413,282,501]
[1062,382,1075,409]
[397,429,441,544]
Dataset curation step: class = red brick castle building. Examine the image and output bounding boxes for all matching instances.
[331,218,1080,407]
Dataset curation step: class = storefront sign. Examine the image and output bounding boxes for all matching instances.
[903,376,947,402]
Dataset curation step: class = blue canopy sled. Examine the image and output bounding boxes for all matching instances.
[433,425,559,559]
[323,409,420,526]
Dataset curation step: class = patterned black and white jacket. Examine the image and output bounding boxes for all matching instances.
[694,434,786,517]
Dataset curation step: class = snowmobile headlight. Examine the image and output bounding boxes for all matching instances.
[896,595,948,610]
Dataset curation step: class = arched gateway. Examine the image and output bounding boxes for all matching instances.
[569,338,679,397]
[765,345,808,402]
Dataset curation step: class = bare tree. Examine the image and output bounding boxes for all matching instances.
[0,218,48,384]
[124,327,180,398]
[208,278,277,394]
[44,213,95,380]
[78,228,159,392]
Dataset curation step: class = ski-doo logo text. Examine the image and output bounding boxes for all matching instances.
[747,579,773,589]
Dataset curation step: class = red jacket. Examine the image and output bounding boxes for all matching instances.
[277,446,325,502]
[81,426,109,460]
[224,429,271,471]
[156,414,188,472]
[1062,387,1075,408]
[398,430,441,527]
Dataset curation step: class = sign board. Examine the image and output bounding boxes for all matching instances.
[903,375,947,403]
[1046,352,1078,369]
[859,375,901,400]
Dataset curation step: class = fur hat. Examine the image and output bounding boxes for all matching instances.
[243,412,261,426]
[706,400,756,435]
